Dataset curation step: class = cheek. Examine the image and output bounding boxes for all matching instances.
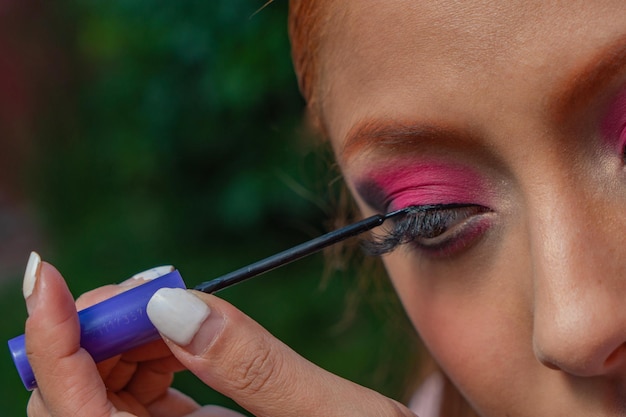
[382,244,534,409]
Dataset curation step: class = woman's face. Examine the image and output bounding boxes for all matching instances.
[318,1,626,415]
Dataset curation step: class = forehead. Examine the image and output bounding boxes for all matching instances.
[318,1,626,152]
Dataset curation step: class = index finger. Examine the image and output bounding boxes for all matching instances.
[146,288,417,417]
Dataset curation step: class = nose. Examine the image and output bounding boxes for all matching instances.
[530,193,626,377]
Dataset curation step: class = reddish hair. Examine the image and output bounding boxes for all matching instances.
[288,1,329,131]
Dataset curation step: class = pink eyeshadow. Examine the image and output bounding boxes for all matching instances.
[361,161,490,211]
[601,87,626,153]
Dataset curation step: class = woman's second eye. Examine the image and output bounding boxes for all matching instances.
[364,204,493,257]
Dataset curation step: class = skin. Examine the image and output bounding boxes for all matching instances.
[319,1,626,416]
[25,262,415,417]
[23,1,626,416]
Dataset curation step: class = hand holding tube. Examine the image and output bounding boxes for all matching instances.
[19,254,417,416]
[22,254,245,417]
[9,259,186,391]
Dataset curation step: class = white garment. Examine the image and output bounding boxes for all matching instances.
[408,372,444,417]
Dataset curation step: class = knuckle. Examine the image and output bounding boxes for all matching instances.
[226,336,284,395]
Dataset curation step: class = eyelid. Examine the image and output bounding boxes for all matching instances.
[364,204,492,256]
[355,162,492,213]
[413,208,492,255]
[600,86,626,154]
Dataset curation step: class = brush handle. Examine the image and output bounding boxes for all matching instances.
[194,213,388,293]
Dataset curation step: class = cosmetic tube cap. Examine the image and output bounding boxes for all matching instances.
[8,269,186,391]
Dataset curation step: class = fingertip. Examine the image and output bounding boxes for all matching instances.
[147,288,215,348]
[24,259,118,387]
[25,261,75,331]
[158,293,289,398]
[22,251,41,300]
[23,259,115,415]
[25,260,82,387]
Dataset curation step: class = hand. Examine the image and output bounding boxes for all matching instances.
[24,254,243,417]
[145,285,417,416]
[23,253,417,416]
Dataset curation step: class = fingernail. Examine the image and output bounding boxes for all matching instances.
[23,251,41,300]
[120,265,175,286]
[23,251,42,315]
[147,288,212,348]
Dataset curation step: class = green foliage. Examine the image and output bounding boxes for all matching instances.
[0,1,418,415]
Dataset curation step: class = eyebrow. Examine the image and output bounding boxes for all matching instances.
[341,36,626,163]
[548,34,626,123]
[340,121,480,163]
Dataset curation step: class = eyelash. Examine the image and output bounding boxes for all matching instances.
[363,204,492,256]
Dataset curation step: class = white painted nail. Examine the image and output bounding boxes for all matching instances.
[23,251,41,299]
[120,265,175,285]
[147,288,210,346]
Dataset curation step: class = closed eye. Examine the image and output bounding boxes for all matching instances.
[363,204,492,256]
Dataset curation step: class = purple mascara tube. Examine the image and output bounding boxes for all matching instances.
[8,268,186,390]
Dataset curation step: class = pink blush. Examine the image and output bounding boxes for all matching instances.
[366,162,490,211]
[601,88,626,153]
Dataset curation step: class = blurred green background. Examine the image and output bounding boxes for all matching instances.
[0,1,419,414]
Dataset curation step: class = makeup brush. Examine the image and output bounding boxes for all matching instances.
[194,206,411,293]
[8,207,410,391]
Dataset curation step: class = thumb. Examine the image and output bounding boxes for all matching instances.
[23,252,116,417]
[146,288,416,417]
